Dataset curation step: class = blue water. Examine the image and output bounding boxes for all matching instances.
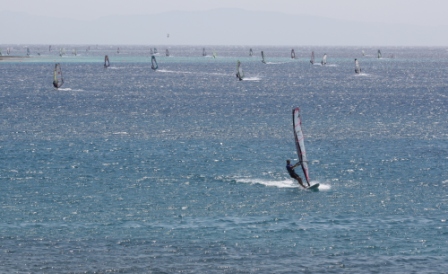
[1,45,447,273]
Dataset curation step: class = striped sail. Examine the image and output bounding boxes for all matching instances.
[151,55,158,70]
[292,107,310,184]
[53,63,64,88]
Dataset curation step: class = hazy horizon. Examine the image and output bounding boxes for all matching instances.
[1,2,448,46]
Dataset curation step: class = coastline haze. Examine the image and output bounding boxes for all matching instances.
[1,7,448,46]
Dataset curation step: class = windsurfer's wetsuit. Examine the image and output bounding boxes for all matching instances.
[286,162,306,188]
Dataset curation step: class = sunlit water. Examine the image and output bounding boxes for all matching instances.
[0,45,447,273]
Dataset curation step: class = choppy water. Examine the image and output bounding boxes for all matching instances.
[1,45,447,273]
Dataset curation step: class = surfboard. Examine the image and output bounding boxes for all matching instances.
[308,183,319,190]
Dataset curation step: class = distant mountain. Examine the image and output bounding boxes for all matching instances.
[1,9,447,46]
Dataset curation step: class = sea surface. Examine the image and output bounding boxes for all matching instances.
[0,45,447,273]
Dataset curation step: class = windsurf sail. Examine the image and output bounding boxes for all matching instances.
[53,63,64,89]
[321,53,327,65]
[49,45,52,52]
[310,51,315,64]
[73,49,77,56]
[377,49,382,59]
[236,60,244,81]
[151,55,158,70]
[354,58,361,74]
[261,51,266,64]
[166,49,170,56]
[362,50,365,56]
[213,51,216,59]
[117,47,120,54]
[6,48,10,55]
[104,55,110,68]
[202,48,206,56]
[291,49,296,59]
[26,47,30,56]
[292,107,310,185]
[249,48,253,57]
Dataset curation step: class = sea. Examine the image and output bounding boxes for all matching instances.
[0,45,447,273]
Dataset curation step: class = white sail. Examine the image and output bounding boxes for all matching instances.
[310,51,315,64]
[354,58,361,74]
[261,51,266,64]
[249,48,253,57]
[292,107,310,185]
[236,60,244,81]
[166,49,170,57]
[26,47,30,56]
[291,49,296,59]
[378,49,382,59]
[321,53,327,65]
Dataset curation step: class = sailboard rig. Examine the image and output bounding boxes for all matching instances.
[202,48,207,57]
[292,107,310,185]
[104,55,110,68]
[26,47,30,56]
[354,58,361,74]
[291,49,296,59]
[261,51,266,64]
[321,53,327,65]
[249,48,253,57]
[53,63,64,89]
[236,60,244,81]
[151,55,158,71]
[377,49,382,59]
[6,48,10,55]
[310,51,315,64]
[166,49,170,57]
[117,47,120,54]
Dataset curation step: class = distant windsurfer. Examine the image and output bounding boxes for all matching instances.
[286,159,309,188]
[53,64,63,89]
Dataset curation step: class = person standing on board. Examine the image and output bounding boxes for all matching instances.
[286,159,308,188]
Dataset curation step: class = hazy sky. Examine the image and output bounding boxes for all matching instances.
[2,0,448,26]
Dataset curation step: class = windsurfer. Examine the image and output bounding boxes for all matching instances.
[53,70,59,88]
[286,159,308,188]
